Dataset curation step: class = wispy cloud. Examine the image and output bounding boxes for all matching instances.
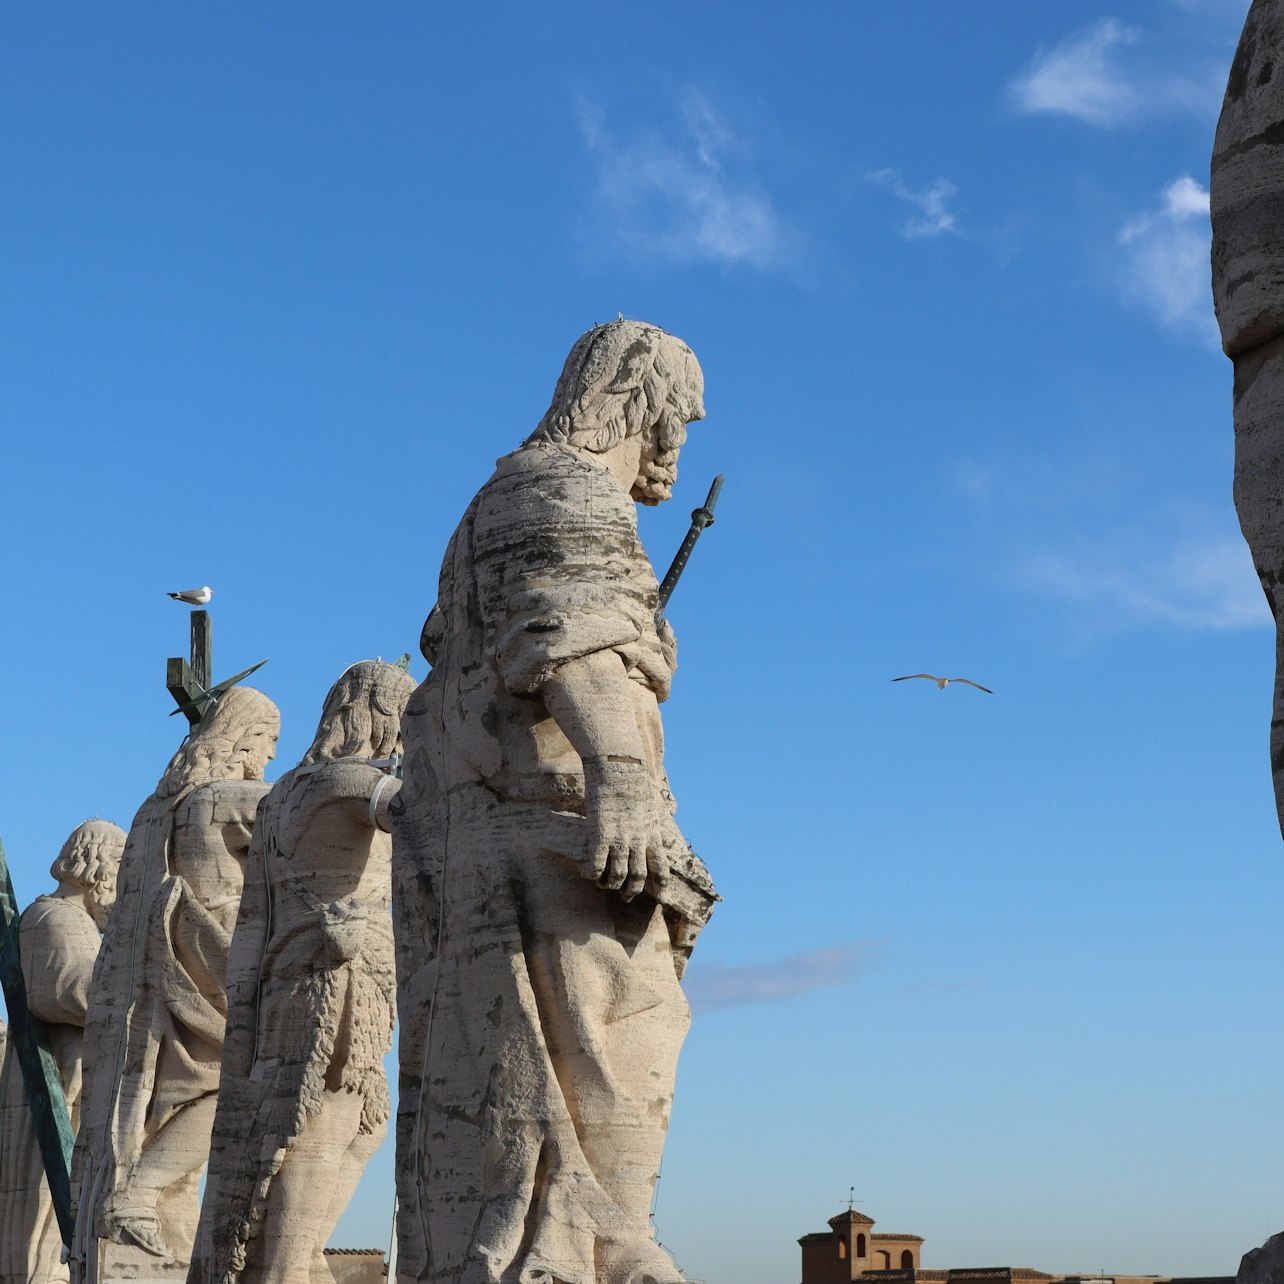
[1011,18,1142,125]
[1118,176,1217,341]
[685,942,876,1013]
[578,91,787,271]
[1020,527,1268,632]
[950,452,1265,636]
[867,169,959,239]
[1009,18,1219,126]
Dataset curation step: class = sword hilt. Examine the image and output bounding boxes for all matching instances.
[657,475,725,614]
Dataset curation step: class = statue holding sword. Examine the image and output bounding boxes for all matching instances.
[392,319,722,1284]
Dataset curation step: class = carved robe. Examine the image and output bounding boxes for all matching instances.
[73,779,267,1278]
[393,442,711,1284]
[191,759,397,1284]
[0,897,101,1284]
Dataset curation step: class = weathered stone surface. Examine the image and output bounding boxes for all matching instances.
[189,661,415,1284]
[1239,1232,1284,1284]
[1213,0,1284,356]
[1213,0,1284,841]
[71,688,280,1283]
[0,819,124,1284]
[392,320,717,1284]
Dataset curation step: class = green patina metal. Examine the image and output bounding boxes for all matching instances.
[656,474,725,620]
[167,608,269,729]
[0,835,76,1247]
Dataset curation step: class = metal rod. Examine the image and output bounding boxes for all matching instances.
[657,474,725,614]
[0,835,76,1246]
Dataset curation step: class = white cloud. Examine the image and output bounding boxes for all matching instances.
[1009,18,1220,127]
[1118,176,1217,339]
[684,942,875,1013]
[578,91,786,270]
[867,169,959,239]
[1020,528,1268,632]
[1010,18,1142,126]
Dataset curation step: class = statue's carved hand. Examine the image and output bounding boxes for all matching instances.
[581,758,674,902]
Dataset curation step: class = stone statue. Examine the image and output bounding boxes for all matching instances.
[392,319,718,1284]
[1212,0,1284,843]
[0,819,124,1284]
[189,660,417,1284]
[1213,6,1284,1276]
[71,687,280,1283]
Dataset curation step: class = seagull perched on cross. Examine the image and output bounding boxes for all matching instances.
[892,673,993,694]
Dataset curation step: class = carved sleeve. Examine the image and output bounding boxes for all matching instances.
[475,448,655,696]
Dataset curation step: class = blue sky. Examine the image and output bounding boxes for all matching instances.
[0,0,1276,1278]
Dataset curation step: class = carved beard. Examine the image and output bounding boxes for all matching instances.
[632,448,678,505]
[631,411,686,505]
[88,884,115,931]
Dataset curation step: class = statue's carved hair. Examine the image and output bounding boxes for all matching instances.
[525,320,704,503]
[301,661,417,766]
[49,818,126,891]
[157,686,281,798]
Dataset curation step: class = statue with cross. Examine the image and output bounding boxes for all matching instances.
[67,609,279,1283]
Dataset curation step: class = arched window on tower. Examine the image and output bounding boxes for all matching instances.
[856,1234,866,1258]
[838,1236,847,1260]
[901,1250,915,1269]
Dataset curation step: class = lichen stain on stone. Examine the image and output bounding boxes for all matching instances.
[1227,21,1258,102]
[486,995,504,1028]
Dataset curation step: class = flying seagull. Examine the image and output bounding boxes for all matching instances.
[167,586,213,605]
[892,673,993,694]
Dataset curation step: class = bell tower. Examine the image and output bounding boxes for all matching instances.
[799,1203,923,1283]
[829,1208,876,1279]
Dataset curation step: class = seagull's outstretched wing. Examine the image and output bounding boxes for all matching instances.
[892,674,938,683]
[950,677,993,694]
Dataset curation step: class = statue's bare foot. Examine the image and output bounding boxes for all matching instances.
[103,1210,173,1259]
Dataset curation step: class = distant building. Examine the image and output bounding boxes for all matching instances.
[800,1207,923,1280]
[797,1206,1234,1284]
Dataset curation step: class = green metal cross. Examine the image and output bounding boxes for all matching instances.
[0,835,76,1246]
[167,608,268,728]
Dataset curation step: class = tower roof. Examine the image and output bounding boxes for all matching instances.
[829,1208,876,1228]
